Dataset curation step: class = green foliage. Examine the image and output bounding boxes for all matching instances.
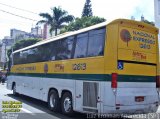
[37,6,74,36]
[7,38,41,58]
[82,0,93,17]
[60,16,106,33]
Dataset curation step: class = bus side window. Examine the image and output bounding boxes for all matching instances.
[87,28,106,57]
[55,37,74,60]
[74,33,88,58]
[13,53,19,65]
[49,42,56,61]
[66,36,74,59]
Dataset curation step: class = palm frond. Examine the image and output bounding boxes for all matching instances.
[38,6,74,36]
[59,15,74,24]
[52,7,68,22]
[59,24,67,29]
[36,20,47,25]
[39,13,53,22]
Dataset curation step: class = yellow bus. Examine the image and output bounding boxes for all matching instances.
[7,19,159,115]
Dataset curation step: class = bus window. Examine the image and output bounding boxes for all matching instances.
[87,28,106,57]
[13,52,20,65]
[55,36,74,60]
[66,36,74,59]
[74,32,88,58]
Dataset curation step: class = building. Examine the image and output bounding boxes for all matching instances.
[10,28,42,43]
[10,29,27,42]
[154,0,160,27]
[154,0,160,48]
[0,36,14,68]
[31,26,42,38]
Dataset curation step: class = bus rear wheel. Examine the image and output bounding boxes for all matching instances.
[61,92,73,116]
[48,90,60,112]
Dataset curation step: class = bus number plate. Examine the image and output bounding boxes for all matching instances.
[135,96,144,102]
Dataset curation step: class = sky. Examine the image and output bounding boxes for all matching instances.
[0,0,155,39]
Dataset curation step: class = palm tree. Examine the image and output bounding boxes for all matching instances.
[37,6,74,36]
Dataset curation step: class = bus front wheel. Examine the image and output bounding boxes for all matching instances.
[13,83,18,96]
[61,92,73,115]
[48,90,60,112]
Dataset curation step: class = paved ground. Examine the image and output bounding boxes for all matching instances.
[0,83,160,119]
[0,83,85,119]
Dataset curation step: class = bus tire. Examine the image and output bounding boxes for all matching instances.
[13,83,18,96]
[48,90,60,112]
[61,92,73,116]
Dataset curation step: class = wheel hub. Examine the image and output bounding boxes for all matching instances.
[50,94,56,108]
[63,97,71,112]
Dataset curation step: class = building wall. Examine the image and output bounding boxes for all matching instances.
[0,37,13,66]
[11,28,42,43]
[10,29,27,42]
[155,0,160,27]
[154,0,160,49]
[31,26,42,37]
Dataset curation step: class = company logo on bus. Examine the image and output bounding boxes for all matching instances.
[120,29,132,46]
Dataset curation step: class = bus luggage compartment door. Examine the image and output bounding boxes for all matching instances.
[82,82,100,113]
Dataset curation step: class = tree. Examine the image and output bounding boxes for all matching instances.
[60,16,106,33]
[37,6,74,36]
[82,0,93,17]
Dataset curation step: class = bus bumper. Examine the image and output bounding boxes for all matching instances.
[103,103,158,114]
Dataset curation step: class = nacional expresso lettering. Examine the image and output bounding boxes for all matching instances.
[132,31,155,49]
[133,36,155,45]
[133,31,155,39]
[132,31,155,44]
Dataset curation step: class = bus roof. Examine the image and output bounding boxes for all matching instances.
[13,19,159,54]
[109,19,159,32]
